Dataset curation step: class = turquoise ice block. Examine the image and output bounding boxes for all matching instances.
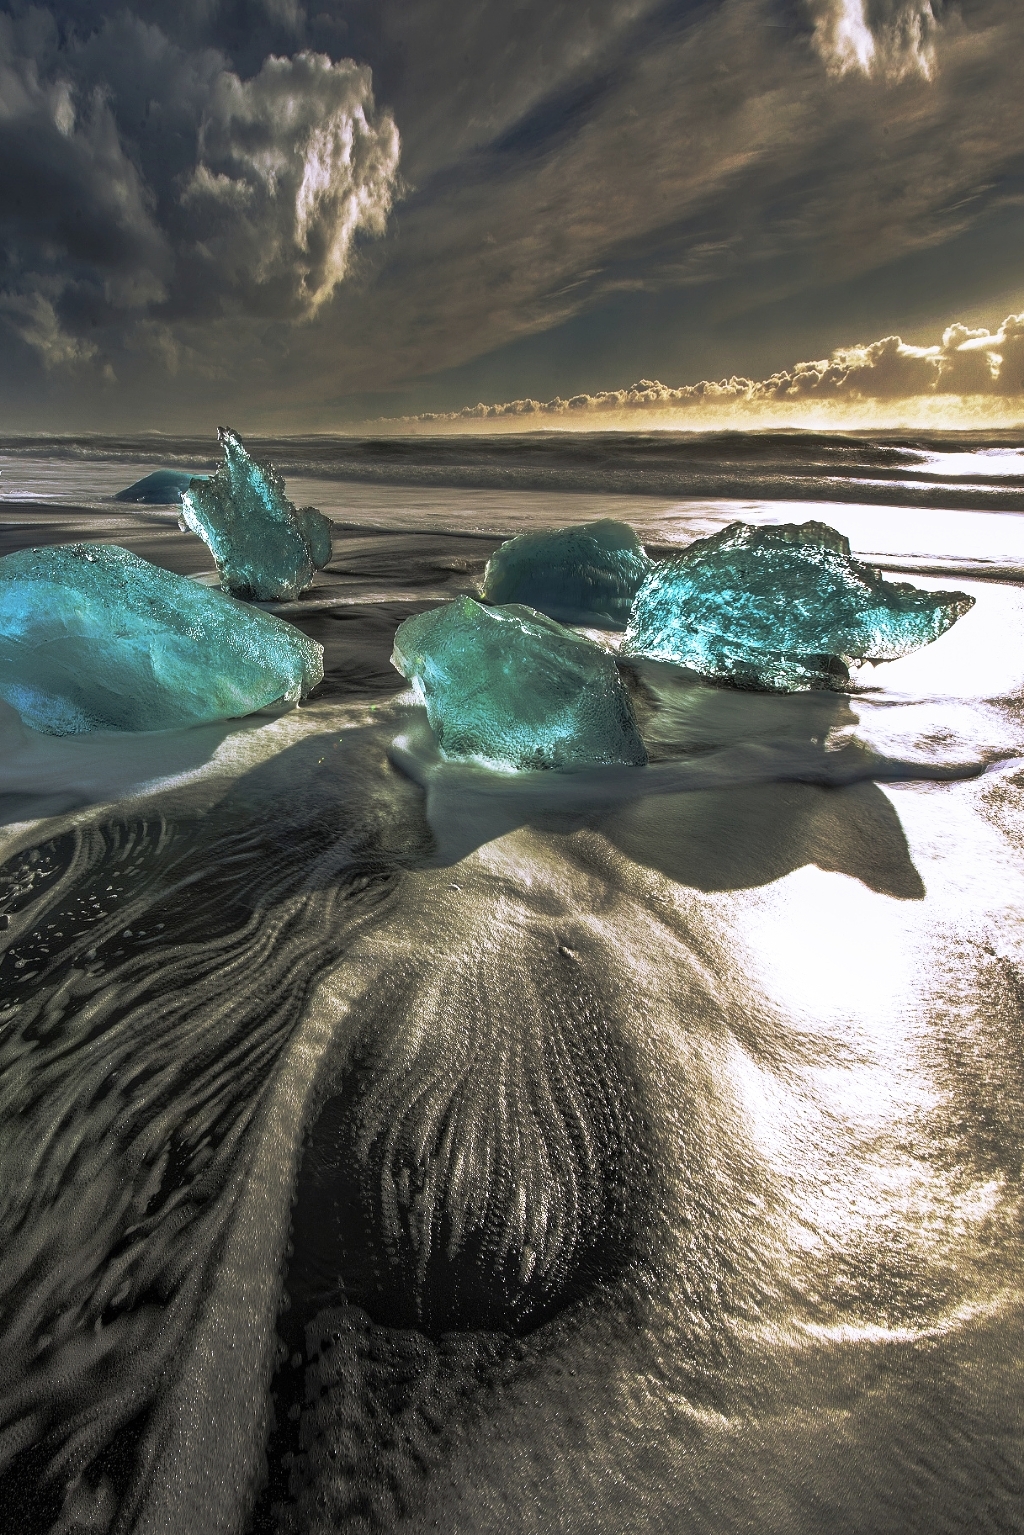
[0,543,324,734]
[179,428,333,601]
[622,520,975,690]
[481,518,652,629]
[114,469,207,504]
[392,596,647,770]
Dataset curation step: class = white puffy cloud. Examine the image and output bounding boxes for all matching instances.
[180,51,400,315]
[399,312,1024,423]
[808,0,940,78]
[763,315,1024,398]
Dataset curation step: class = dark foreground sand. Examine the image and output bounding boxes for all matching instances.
[2,495,1024,1534]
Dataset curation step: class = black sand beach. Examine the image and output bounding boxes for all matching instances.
[2,433,1024,1533]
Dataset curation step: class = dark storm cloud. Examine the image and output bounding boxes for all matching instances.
[0,0,1022,424]
[0,4,399,376]
[179,50,399,316]
[0,10,168,365]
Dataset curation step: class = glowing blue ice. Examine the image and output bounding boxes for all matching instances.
[621,520,975,690]
[481,518,652,628]
[114,470,207,505]
[179,428,333,600]
[0,543,324,734]
[392,597,647,770]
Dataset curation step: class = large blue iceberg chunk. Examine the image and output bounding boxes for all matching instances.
[621,520,975,690]
[0,543,324,734]
[114,469,207,505]
[179,428,333,600]
[481,518,652,628]
[392,597,647,770]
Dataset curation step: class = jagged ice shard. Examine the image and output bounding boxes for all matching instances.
[0,543,324,734]
[392,597,648,770]
[621,520,975,690]
[179,428,333,600]
[481,518,653,629]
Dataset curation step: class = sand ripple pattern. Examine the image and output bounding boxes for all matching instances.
[0,730,421,1529]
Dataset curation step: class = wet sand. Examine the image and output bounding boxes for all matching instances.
[2,477,1024,1533]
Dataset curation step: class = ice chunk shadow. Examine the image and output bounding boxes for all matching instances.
[619,655,860,758]
[142,722,436,890]
[608,665,932,895]
[0,698,246,826]
[389,691,971,896]
[601,778,927,900]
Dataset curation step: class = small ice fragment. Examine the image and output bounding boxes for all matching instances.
[391,596,647,770]
[113,470,207,505]
[179,428,333,601]
[0,543,324,735]
[621,520,975,690]
[481,518,652,629]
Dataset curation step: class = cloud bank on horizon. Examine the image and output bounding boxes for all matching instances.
[399,312,1024,427]
[1,0,1023,428]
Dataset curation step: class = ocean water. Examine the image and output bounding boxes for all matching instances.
[1,431,1024,1534]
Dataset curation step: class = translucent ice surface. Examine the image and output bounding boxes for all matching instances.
[294,504,334,569]
[179,428,333,600]
[481,518,652,628]
[621,520,975,690]
[392,597,648,770]
[114,469,206,504]
[0,543,324,734]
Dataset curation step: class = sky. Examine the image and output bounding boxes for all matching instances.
[1,0,1023,432]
